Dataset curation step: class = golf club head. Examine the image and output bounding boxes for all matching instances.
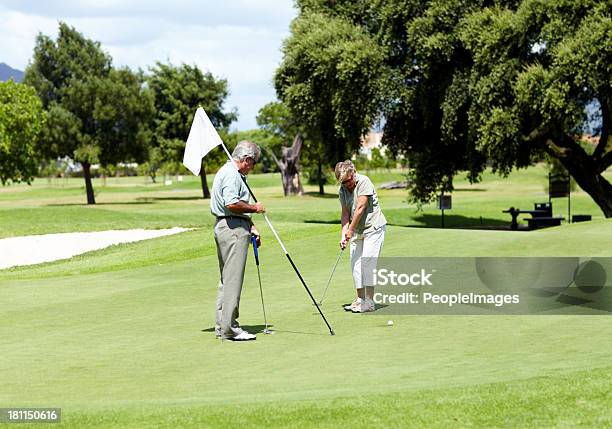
[263,328,274,335]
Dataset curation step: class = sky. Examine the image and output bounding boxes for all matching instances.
[0,0,298,130]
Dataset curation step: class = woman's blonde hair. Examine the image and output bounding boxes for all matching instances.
[334,160,356,182]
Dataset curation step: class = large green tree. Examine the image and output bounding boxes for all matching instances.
[456,0,612,216]
[284,0,612,217]
[274,11,388,166]
[24,22,154,204]
[0,81,45,184]
[147,62,236,198]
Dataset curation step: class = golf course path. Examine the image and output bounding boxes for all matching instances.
[0,228,191,269]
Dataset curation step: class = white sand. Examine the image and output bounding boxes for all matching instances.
[0,228,191,270]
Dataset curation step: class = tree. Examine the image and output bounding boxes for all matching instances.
[0,81,45,184]
[285,0,612,217]
[256,101,335,195]
[255,101,303,195]
[24,22,154,204]
[147,62,236,198]
[272,134,305,196]
[459,0,612,216]
[225,128,278,174]
[274,11,388,171]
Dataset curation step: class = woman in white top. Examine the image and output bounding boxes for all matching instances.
[336,160,387,313]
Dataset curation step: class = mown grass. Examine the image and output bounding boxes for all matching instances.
[46,365,612,428]
[1,164,610,238]
[1,165,611,428]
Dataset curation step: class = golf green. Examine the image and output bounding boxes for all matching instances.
[1,168,611,428]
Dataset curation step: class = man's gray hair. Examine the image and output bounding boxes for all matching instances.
[335,160,356,182]
[232,140,261,162]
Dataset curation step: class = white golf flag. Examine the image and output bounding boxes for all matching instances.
[182,107,224,175]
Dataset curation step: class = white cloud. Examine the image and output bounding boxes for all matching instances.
[0,1,297,129]
[0,7,58,68]
[0,0,296,28]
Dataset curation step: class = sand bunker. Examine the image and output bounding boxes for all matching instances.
[0,228,191,270]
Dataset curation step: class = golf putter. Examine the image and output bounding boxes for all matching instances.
[251,234,273,334]
[317,247,345,305]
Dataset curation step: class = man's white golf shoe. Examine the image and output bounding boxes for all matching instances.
[226,331,256,341]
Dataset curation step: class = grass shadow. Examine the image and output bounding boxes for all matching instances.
[202,325,329,336]
[201,325,275,333]
[46,201,154,206]
[452,188,487,192]
[302,214,530,231]
[136,196,203,201]
[403,213,511,230]
[272,329,331,336]
[302,191,339,199]
[303,219,341,225]
[303,214,523,231]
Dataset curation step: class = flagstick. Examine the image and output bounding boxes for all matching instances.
[221,142,335,336]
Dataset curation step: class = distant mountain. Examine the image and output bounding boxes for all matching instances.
[0,63,24,83]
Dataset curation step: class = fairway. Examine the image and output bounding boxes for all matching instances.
[1,167,612,428]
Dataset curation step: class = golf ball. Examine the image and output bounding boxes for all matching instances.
[387,320,394,326]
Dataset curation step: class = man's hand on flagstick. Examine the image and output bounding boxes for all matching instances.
[254,202,266,214]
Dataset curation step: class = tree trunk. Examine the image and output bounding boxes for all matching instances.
[271,134,304,196]
[562,163,612,217]
[82,161,96,205]
[318,160,325,195]
[200,160,210,199]
[546,136,612,217]
[280,169,303,196]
